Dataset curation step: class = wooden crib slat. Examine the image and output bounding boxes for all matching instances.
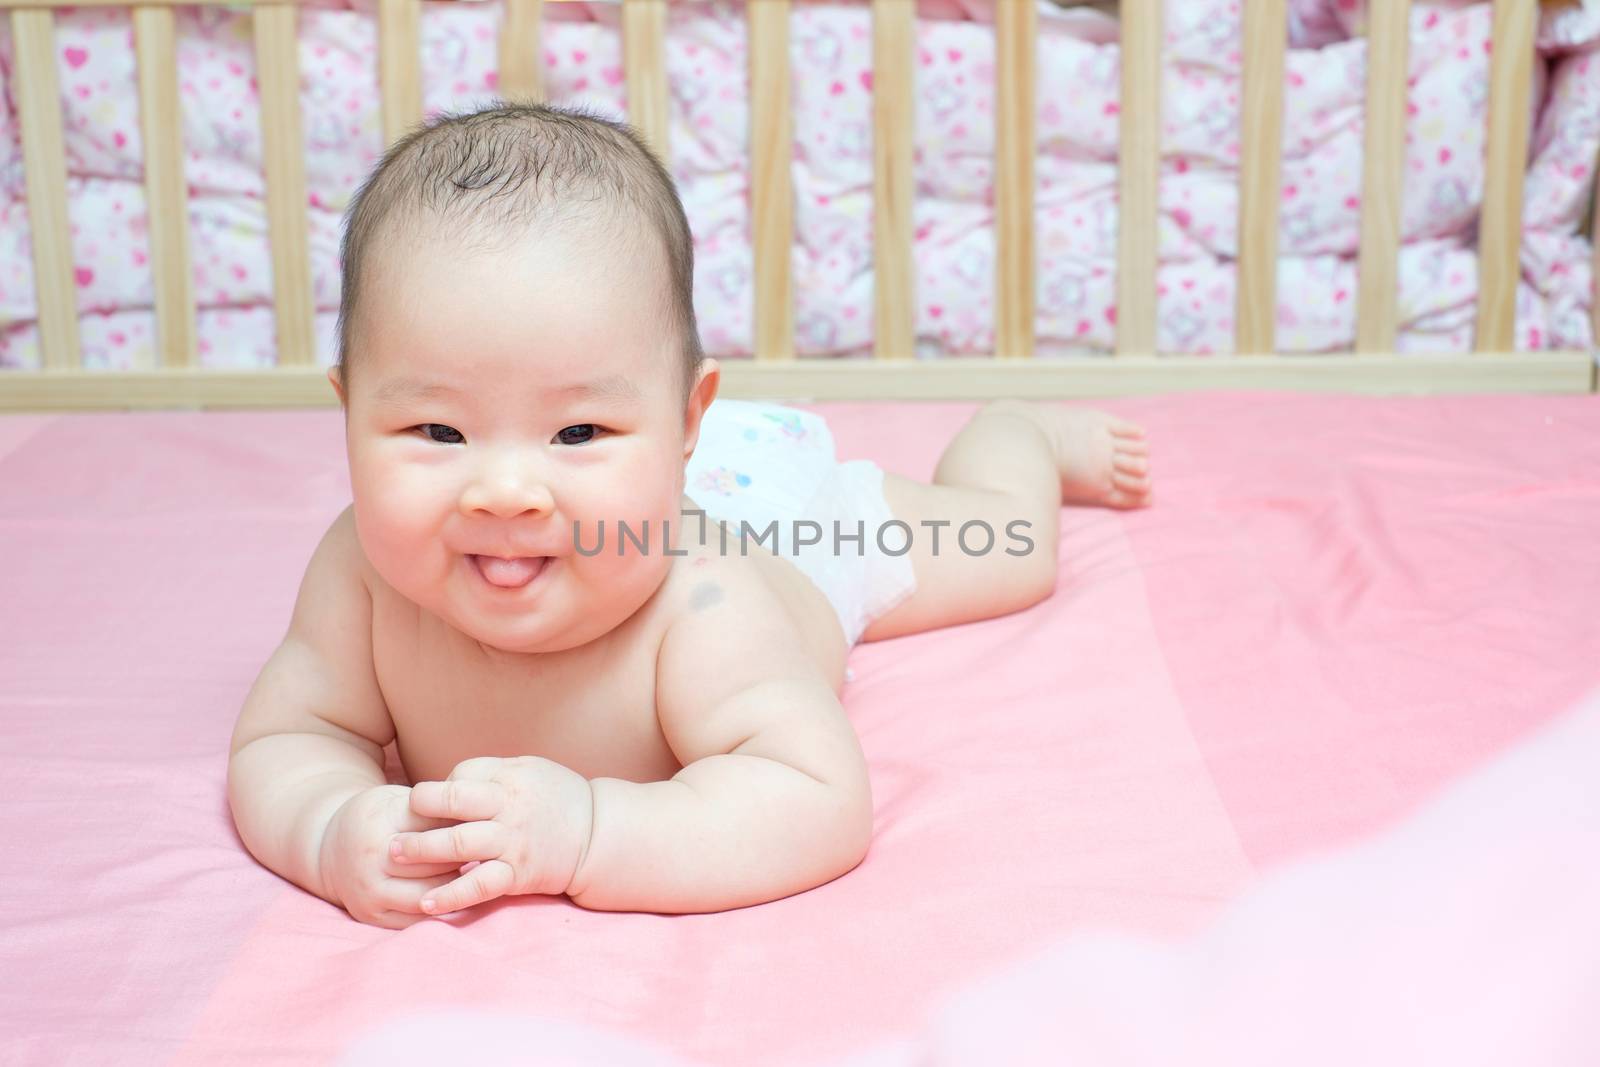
[10,8,80,370]
[1354,0,1410,354]
[498,0,544,102]
[1235,0,1287,356]
[379,0,423,147]
[134,5,197,369]
[1475,0,1535,354]
[1116,0,1161,357]
[872,0,915,361]
[254,3,315,368]
[994,0,1036,359]
[623,0,670,165]
[749,0,793,361]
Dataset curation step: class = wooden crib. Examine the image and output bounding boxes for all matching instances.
[1,0,1595,410]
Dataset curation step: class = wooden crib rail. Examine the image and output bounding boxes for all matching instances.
[499,0,545,103]
[1354,0,1410,354]
[1235,0,1287,356]
[623,0,670,172]
[0,0,1593,411]
[255,2,316,367]
[1477,0,1538,353]
[133,4,199,368]
[749,0,795,362]
[8,0,315,380]
[8,8,76,371]
[872,0,915,361]
[1115,0,1160,357]
[994,0,1036,360]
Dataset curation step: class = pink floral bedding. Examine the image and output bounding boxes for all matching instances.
[0,0,1596,370]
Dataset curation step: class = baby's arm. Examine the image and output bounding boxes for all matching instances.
[227,507,395,905]
[564,560,873,913]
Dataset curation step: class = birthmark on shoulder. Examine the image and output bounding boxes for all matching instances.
[689,580,724,612]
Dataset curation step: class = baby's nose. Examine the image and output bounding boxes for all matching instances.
[459,456,556,518]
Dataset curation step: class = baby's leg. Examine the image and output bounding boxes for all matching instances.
[859,400,1151,642]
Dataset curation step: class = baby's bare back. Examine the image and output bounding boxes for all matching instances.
[359,506,849,787]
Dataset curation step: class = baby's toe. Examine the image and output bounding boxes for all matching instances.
[1108,481,1152,509]
[1114,452,1149,477]
[1113,454,1152,476]
[1108,417,1146,439]
[1111,469,1153,505]
[1112,468,1149,490]
[1115,436,1149,458]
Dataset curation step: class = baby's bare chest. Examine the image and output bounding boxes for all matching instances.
[368,593,684,787]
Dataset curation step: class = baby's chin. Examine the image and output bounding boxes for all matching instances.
[456,612,604,657]
[449,573,667,657]
[472,631,574,658]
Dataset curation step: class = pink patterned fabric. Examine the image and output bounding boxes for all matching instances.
[0,0,1596,369]
[1295,0,1600,53]
[2,392,1598,1065]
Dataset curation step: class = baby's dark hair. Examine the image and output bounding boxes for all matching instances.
[334,101,703,403]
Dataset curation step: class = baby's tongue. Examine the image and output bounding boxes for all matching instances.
[476,555,543,587]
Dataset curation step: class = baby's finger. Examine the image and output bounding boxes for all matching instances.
[410,779,505,822]
[383,853,462,879]
[379,872,460,914]
[390,820,504,866]
[418,858,516,916]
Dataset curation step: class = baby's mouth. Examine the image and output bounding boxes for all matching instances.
[468,554,551,590]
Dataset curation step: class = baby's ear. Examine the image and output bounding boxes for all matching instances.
[681,358,721,461]
[326,366,347,408]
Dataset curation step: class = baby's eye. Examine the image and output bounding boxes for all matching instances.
[554,424,603,446]
[413,424,464,444]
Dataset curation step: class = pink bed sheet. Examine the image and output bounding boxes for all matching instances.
[329,683,1600,1066]
[1,391,1597,1065]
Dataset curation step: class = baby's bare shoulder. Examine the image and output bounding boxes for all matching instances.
[652,551,854,779]
[655,551,824,700]
[659,550,802,649]
[329,503,380,594]
[231,503,394,757]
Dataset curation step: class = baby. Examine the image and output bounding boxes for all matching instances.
[226,103,1153,929]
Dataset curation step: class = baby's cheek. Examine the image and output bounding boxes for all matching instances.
[565,490,681,600]
[364,490,431,547]
[576,483,676,543]
[353,489,448,592]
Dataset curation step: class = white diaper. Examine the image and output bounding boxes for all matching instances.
[683,399,918,647]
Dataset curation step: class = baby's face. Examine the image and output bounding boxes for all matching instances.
[335,226,711,655]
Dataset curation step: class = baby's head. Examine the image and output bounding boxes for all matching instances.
[333,101,704,406]
[328,103,721,657]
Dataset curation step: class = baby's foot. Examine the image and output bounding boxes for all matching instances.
[992,400,1153,509]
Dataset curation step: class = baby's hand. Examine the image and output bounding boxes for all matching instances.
[318,785,466,929]
[388,756,594,917]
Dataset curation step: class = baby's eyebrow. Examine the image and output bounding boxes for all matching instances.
[369,374,641,407]
[369,378,463,407]
[554,374,643,405]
